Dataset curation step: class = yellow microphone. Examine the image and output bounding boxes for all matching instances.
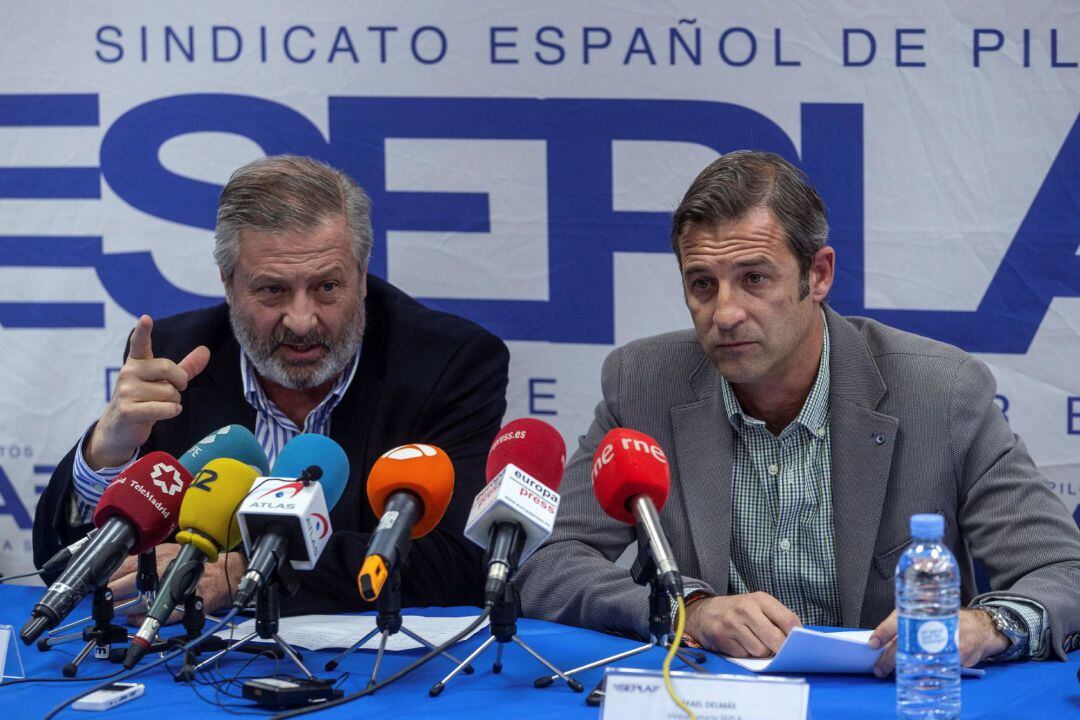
[123,457,259,667]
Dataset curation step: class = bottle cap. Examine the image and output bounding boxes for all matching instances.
[910,513,944,539]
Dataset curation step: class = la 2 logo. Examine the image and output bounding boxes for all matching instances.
[192,468,217,492]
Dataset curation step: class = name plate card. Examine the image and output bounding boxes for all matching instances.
[601,668,808,720]
[0,624,25,679]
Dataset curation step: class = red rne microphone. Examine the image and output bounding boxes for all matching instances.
[20,452,193,644]
[466,418,566,605]
[592,428,682,597]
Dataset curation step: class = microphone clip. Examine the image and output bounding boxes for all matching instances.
[298,465,323,485]
[630,531,658,588]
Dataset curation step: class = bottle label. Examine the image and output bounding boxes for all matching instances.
[898,615,958,654]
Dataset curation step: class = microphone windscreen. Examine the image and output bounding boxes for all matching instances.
[179,424,269,476]
[485,418,567,491]
[176,458,260,561]
[94,451,192,554]
[368,444,453,538]
[270,434,349,510]
[592,428,670,524]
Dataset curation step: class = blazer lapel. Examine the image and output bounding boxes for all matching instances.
[185,335,257,437]
[825,307,898,627]
[670,357,733,592]
[328,293,388,528]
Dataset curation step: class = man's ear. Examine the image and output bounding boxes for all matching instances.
[359,265,367,299]
[809,246,835,304]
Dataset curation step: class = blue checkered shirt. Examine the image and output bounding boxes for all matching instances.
[718,316,1044,658]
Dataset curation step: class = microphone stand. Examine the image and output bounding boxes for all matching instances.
[184,558,312,680]
[172,592,274,679]
[59,585,129,677]
[532,539,707,698]
[36,549,160,653]
[429,580,583,697]
[324,566,474,687]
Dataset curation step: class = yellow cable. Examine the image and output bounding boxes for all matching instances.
[662,595,697,720]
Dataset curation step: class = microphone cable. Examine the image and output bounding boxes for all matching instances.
[663,595,696,720]
[169,646,288,716]
[0,568,45,583]
[269,605,493,720]
[26,470,285,707]
[43,606,242,720]
[0,666,125,688]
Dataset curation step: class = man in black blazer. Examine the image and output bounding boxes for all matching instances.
[33,155,509,616]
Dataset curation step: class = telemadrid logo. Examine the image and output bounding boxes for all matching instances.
[150,463,184,496]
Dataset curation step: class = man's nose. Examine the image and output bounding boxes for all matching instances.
[711,285,747,331]
[282,292,318,337]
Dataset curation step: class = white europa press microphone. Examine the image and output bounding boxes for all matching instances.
[233,434,349,608]
[464,418,566,606]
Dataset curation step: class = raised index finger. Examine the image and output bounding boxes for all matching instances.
[128,315,154,361]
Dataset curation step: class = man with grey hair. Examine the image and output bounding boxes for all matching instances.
[35,155,510,618]
[517,150,1080,673]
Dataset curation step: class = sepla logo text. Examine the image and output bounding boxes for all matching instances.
[0,93,1077,354]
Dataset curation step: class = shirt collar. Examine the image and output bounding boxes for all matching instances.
[240,345,362,424]
[719,310,831,438]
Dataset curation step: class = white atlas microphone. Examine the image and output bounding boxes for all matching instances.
[233,434,349,608]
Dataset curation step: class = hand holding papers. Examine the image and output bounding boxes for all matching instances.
[723,628,985,676]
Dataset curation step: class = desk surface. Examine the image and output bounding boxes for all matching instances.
[3,585,1079,719]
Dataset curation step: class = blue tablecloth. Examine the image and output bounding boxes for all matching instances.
[3,584,1079,719]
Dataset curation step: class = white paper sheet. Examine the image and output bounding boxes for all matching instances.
[722,628,985,677]
[724,628,882,674]
[214,613,488,652]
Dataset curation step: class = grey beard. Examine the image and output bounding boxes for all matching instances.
[229,304,364,391]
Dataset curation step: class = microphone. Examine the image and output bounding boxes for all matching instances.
[357,444,454,602]
[123,457,260,668]
[20,452,192,644]
[178,424,270,476]
[40,529,100,577]
[592,428,683,598]
[35,427,267,591]
[0,531,100,585]
[465,419,565,605]
[233,434,349,608]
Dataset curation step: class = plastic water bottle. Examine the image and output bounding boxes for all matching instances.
[895,513,960,719]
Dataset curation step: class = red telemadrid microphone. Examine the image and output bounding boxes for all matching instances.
[20,452,193,643]
[358,444,455,601]
[592,428,683,597]
[465,418,566,605]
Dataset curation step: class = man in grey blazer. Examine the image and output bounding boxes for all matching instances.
[516,151,1080,673]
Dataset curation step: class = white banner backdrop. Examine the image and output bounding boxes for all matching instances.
[0,1,1078,578]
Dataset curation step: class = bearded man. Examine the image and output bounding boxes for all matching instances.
[34,155,509,617]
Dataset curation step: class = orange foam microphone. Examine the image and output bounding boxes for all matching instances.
[358,443,454,601]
